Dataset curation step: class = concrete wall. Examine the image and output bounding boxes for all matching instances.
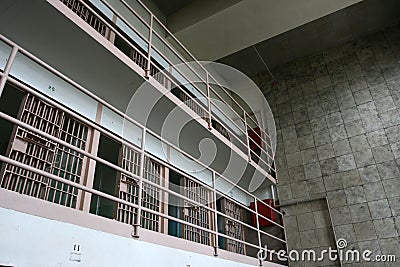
[255,23,400,267]
[0,207,266,267]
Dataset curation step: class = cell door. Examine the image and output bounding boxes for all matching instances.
[220,198,246,254]
[116,146,162,232]
[181,177,211,245]
[0,93,89,208]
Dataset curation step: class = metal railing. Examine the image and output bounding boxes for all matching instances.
[54,0,276,177]
[0,33,286,264]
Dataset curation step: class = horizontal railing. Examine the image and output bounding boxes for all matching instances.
[54,0,276,176]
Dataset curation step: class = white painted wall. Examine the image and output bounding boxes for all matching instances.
[9,52,99,122]
[0,207,262,267]
[101,106,143,148]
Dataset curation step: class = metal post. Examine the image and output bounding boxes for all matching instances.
[145,14,153,78]
[243,110,251,161]
[0,46,18,96]
[207,73,212,129]
[254,197,263,266]
[212,171,219,256]
[81,103,102,213]
[133,128,146,237]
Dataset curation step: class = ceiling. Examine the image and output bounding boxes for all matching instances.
[150,0,195,16]
[150,0,400,77]
[218,0,400,77]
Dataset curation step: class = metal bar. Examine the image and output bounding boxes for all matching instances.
[216,208,285,243]
[117,0,209,88]
[211,171,219,255]
[244,111,251,160]
[99,0,151,31]
[149,30,207,84]
[116,0,268,146]
[149,43,208,98]
[81,103,102,212]
[145,14,153,78]
[121,0,208,75]
[206,73,212,129]
[0,155,216,237]
[5,75,141,161]
[0,111,141,183]
[0,45,18,95]
[254,197,262,252]
[133,127,146,237]
[144,151,283,227]
[0,36,144,134]
[0,154,139,210]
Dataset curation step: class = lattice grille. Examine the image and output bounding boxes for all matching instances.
[0,94,89,208]
[117,145,141,225]
[132,49,148,71]
[182,177,211,245]
[47,115,88,207]
[179,91,206,119]
[149,64,168,86]
[1,147,52,199]
[141,157,161,231]
[60,0,108,36]
[221,198,246,254]
[117,148,162,232]
[117,178,139,225]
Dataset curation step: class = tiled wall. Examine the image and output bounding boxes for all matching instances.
[255,23,400,266]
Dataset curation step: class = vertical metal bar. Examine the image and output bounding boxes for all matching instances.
[0,45,18,96]
[243,110,251,161]
[145,14,153,78]
[212,171,219,256]
[133,127,146,237]
[206,73,212,130]
[253,197,263,266]
[81,103,102,212]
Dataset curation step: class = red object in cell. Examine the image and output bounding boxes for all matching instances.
[248,127,262,151]
[249,199,275,227]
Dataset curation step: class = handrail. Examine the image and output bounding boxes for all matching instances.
[116,0,208,84]
[121,0,207,73]
[98,0,209,100]
[0,111,141,183]
[111,0,273,158]
[98,0,151,47]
